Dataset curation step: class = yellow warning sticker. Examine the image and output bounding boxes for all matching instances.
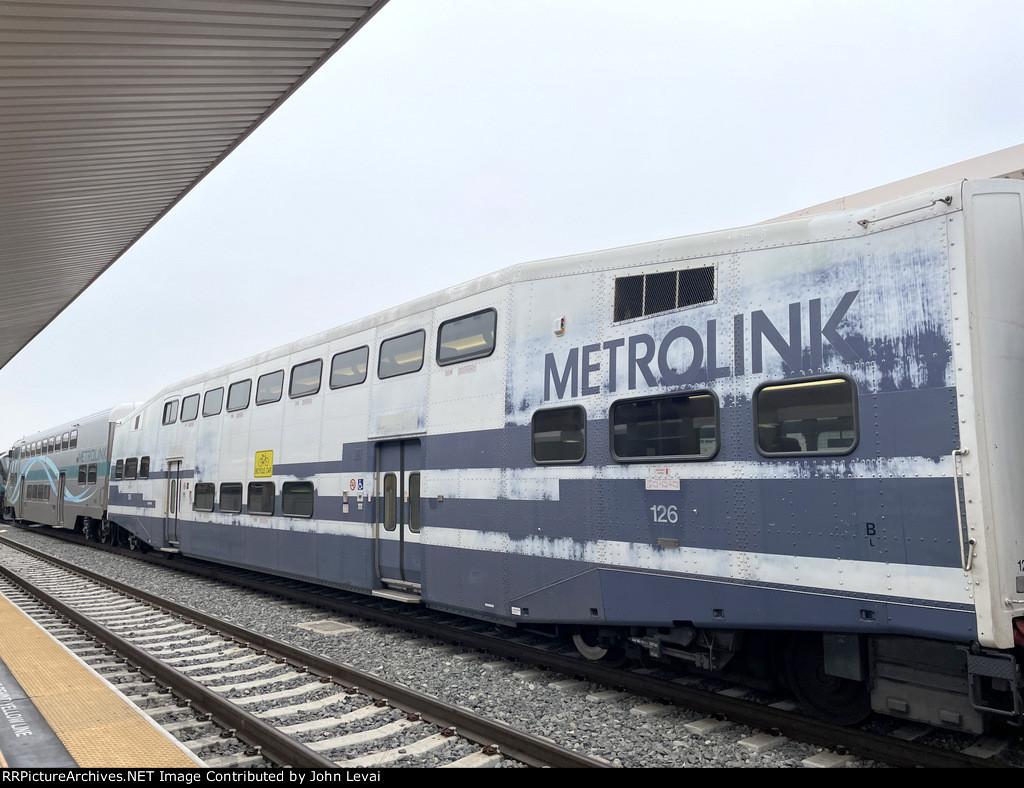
[254,450,274,478]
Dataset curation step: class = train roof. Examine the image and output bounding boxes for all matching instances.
[133,177,982,414]
[14,403,138,446]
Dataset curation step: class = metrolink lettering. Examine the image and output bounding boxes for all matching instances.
[543,291,860,401]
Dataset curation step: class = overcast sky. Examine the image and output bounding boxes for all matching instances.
[3,0,1024,449]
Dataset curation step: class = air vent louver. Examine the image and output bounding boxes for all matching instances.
[613,265,715,322]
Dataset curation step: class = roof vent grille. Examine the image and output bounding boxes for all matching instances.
[613,265,715,322]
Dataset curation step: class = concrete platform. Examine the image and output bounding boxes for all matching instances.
[0,590,203,768]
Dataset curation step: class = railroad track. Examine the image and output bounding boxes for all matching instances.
[3,525,1020,768]
[0,536,608,768]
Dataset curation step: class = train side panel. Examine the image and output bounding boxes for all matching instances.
[443,197,972,645]
[107,190,974,639]
[95,179,1024,731]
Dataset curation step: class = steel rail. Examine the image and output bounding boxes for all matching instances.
[0,560,336,768]
[0,534,609,769]
[132,547,1008,768]
[5,528,1010,768]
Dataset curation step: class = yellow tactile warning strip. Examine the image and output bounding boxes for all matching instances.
[0,593,201,768]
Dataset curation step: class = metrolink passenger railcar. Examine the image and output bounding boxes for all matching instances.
[7,179,1024,733]
[4,404,136,538]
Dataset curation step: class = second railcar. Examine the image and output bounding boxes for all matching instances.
[4,404,136,536]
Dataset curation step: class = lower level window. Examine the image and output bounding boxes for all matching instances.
[282,481,314,517]
[248,481,275,515]
[611,391,718,461]
[755,376,858,455]
[194,483,215,512]
[220,483,242,513]
[532,406,586,464]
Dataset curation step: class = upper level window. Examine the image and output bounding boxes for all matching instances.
[755,376,858,456]
[181,394,200,422]
[289,359,323,398]
[139,456,150,479]
[330,347,368,389]
[114,460,124,480]
[610,391,718,461]
[162,400,178,425]
[123,457,138,480]
[227,379,251,412]
[203,387,224,417]
[437,309,497,365]
[378,330,425,379]
[532,406,586,464]
[61,432,69,450]
[69,430,77,449]
[256,370,284,405]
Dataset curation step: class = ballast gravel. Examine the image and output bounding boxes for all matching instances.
[0,526,878,768]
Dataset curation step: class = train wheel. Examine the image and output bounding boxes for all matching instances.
[785,632,871,725]
[126,533,148,553]
[572,626,627,666]
[82,518,99,542]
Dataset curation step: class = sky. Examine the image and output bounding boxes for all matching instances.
[3,0,1024,448]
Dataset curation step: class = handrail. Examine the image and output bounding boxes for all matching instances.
[953,448,974,572]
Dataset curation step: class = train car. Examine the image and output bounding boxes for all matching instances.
[4,405,136,538]
[12,178,1024,733]
[0,451,9,515]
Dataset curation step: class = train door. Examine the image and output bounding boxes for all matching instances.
[374,439,423,593]
[164,460,181,543]
[57,472,65,527]
[16,475,24,520]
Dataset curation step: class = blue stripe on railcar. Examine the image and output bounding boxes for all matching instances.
[421,542,976,641]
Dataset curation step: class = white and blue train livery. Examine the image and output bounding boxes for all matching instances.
[7,178,1024,733]
[5,405,136,538]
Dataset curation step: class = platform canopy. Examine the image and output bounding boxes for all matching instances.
[0,0,389,371]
